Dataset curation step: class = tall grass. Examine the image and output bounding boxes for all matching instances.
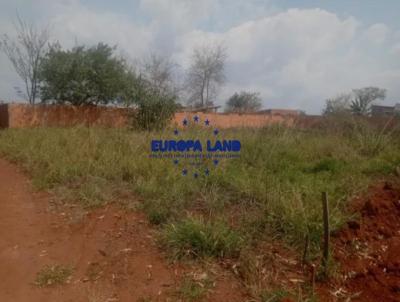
[0,121,399,257]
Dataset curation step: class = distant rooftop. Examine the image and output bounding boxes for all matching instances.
[179,105,221,113]
[371,103,400,117]
[257,109,303,116]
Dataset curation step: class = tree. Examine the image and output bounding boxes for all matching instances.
[186,44,227,107]
[40,43,132,105]
[322,94,351,116]
[0,15,50,104]
[350,87,386,116]
[140,53,180,99]
[225,91,262,113]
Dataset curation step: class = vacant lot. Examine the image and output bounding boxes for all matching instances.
[0,119,399,301]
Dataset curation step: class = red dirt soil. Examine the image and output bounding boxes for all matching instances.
[0,159,246,302]
[319,181,400,302]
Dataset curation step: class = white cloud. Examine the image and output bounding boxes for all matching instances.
[139,0,214,27]
[390,42,400,55]
[173,8,400,113]
[363,23,390,44]
[50,7,153,58]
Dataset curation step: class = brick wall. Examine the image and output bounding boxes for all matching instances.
[173,112,295,128]
[3,104,397,131]
[0,104,9,128]
[4,104,130,128]
[0,104,297,129]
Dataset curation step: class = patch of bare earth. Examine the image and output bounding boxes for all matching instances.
[0,159,246,302]
[318,181,400,302]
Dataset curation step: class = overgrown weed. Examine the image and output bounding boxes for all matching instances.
[0,119,399,269]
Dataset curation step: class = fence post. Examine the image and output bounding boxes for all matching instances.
[321,191,330,276]
[302,233,309,266]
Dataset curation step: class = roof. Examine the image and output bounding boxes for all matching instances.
[257,109,302,116]
[179,105,221,112]
[371,104,395,110]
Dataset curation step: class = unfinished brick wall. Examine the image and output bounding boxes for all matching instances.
[0,104,9,128]
[1,103,300,129]
[173,112,295,128]
[4,104,398,131]
[5,104,130,128]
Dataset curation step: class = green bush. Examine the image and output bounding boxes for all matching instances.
[306,158,343,173]
[133,92,177,130]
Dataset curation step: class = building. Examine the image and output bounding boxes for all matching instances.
[257,109,303,116]
[179,105,221,113]
[371,104,400,117]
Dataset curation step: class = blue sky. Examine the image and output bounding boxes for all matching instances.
[1,0,400,114]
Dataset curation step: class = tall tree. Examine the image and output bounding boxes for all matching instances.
[40,43,132,105]
[350,87,386,116]
[140,53,180,98]
[0,15,50,104]
[225,91,262,113]
[186,44,227,107]
[322,93,352,116]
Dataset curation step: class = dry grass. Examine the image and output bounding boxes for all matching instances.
[1,120,399,299]
[34,264,73,287]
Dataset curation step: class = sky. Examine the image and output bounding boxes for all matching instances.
[0,0,400,114]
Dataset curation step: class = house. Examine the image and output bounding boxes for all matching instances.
[179,105,221,113]
[257,109,303,116]
[371,104,400,117]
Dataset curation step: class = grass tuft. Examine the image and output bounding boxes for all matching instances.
[259,289,291,302]
[34,264,73,287]
[162,217,243,259]
[177,275,213,301]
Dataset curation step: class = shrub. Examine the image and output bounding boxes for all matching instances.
[161,217,243,259]
[351,119,392,156]
[133,92,177,130]
[307,158,343,173]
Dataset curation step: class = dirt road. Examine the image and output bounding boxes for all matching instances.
[0,159,244,301]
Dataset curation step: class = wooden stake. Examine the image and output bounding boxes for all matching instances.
[321,192,330,275]
[310,264,316,296]
[302,233,309,267]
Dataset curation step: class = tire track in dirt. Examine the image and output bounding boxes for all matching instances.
[0,159,246,301]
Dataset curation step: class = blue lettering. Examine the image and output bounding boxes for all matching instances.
[193,140,202,152]
[152,139,238,152]
[214,141,223,151]
[186,140,194,151]
[232,140,241,152]
[222,140,232,151]
[207,140,214,152]
[151,140,161,152]
[177,140,186,151]
[207,140,241,152]
[169,140,177,151]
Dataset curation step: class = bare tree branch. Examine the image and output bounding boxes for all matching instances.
[140,53,181,98]
[185,44,227,107]
[0,15,50,104]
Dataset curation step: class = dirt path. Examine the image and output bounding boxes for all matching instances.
[0,159,245,302]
